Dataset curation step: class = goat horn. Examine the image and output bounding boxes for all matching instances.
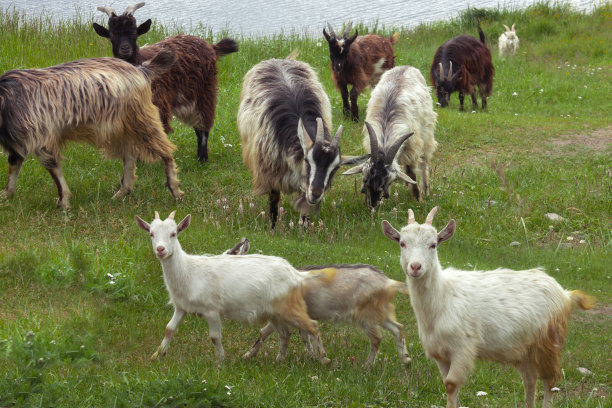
[332,125,343,147]
[503,23,510,32]
[96,6,116,16]
[326,22,336,38]
[343,22,353,38]
[168,210,176,220]
[385,132,413,166]
[511,23,515,31]
[408,209,416,224]
[364,122,379,159]
[154,211,160,220]
[425,206,438,225]
[315,117,325,145]
[125,2,145,15]
[438,62,443,80]
[447,61,453,81]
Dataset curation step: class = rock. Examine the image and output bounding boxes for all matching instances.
[577,367,593,376]
[545,213,565,222]
[509,241,521,247]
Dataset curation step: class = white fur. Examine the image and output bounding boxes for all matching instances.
[135,212,327,363]
[498,24,520,58]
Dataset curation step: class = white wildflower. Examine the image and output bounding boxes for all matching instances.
[512,92,518,96]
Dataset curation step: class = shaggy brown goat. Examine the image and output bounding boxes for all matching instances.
[430,24,494,110]
[0,50,183,209]
[94,2,239,162]
[323,23,397,121]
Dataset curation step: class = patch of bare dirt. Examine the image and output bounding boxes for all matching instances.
[545,126,612,155]
[572,304,612,324]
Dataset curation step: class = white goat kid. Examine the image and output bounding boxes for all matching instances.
[498,23,519,58]
[135,211,328,364]
[382,207,594,408]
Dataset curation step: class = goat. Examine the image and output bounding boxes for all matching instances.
[0,50,183,209]
[430,24,494,110]
[498,23,519,58]
[238,58,360,227]
[323,23,397,121]
[382,207,595,408]
[94,2,239,162]
[135,211,330,364]
[343,66,438,206]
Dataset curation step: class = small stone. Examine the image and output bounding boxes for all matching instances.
[545,213,565,222]
[577,367,593,376]
[509,241,521,247]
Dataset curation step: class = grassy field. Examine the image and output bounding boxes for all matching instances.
[0,2,610,407]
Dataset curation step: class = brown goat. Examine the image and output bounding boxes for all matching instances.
[323,23,397,121]
[0,50,183,209]
[94,3,239,162]
[430,24,494,110]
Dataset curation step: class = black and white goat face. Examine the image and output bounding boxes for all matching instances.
[433,61,460,107]
[323,23,358,74]
[343,122,415,208]
[297,118,342,206]
[93,3,152,62]
[135,211,190,261]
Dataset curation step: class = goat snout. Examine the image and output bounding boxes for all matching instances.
[409,262,422,276]
[156,245,167,258]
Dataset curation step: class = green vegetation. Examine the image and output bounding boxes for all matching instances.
[1,2,610,407]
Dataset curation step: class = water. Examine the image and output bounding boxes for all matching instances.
[2,0,597,36]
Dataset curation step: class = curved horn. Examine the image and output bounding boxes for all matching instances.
[168,210,176,220]
[425,206,438,225]
[447,61,453,81]
[97,6,116,16]
[408,209,416,224]
[502,23,511,32]
[315,117,325,144]
[332,125,343,147]
[326,22,337,38]
[385,132,413,165]
[364,122,379,159]
[511,23,515,32]
[438,62,443,80]
[125,2,145,15]
[154,211,160,220]
[343,22,353,38]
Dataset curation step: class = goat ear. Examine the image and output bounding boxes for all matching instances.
[340,154,370,166]
[342,163,366,175]
[92,23,110,38]
[239,238,250,255]
[135,215,150,232]
[137,19,152,36]
[381,220,401,243]
[395,170,417,185]
[347,31,358,44]
[297,119,313,151]
[437,219,455,244]
[177,214,191,234]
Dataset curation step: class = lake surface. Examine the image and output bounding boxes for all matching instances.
[2,0,598,36]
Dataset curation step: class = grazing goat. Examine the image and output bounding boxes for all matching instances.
[135,211,329,364]
[323,23,397,121]
[0,50,183,209]
[498,23,519,58]
[238,58,358,227]
[343,66,438,206]
[382,207,595,408]
[430,24,494,110]
[94,2,239,162]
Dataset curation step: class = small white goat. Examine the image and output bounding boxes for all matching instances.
[135,212,328,364]
[498,23,519,58]
[382,207,594,408]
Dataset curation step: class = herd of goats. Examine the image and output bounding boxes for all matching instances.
[0,3,595,407]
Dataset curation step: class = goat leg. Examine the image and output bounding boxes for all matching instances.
[195,127,209,163]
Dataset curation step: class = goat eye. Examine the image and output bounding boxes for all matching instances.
[400,242,406,248]
[150,233,154,238]
[170,233,176,238]
[429,243,437,249]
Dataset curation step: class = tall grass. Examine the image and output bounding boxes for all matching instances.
[0,2,611,407]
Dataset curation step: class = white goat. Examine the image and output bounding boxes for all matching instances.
[382,207,594,408]
[135,212,328,364]
[242,263,412,366]
[498,23,519,58]
[343,66,437,207]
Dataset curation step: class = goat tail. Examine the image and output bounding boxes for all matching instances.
[213,38,239,58]
[476,21,486,43]
[569,290,595,310]
[140,49,177,80]
[389,280,410,295]
[286,48,300,60]
[390,32,399,45]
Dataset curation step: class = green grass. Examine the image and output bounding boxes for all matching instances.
[1,2,611,407]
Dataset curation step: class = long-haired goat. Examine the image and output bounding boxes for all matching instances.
[93,2,239,162]
[135,211,330,364]
[0,50,183,209]
[238,58,357,227]
[323,23,397,121]
[430,24,494,110]
[382,207,595,408]
[498,23,519,58]
[343,66,438,206]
